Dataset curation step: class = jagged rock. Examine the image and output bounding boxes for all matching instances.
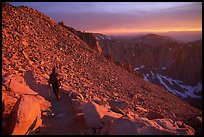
[2,91,7,101]
[101,111,122,124]
[137,117,195,135]
[194,116,202,127]
[135,106,148,113]
[93,96,108,106]
[82,101,103,129]
[137,126,174,135]
[71,99,86,114]
[146,111,164,120]
[3,94,18,116]
[99,123,111,135]
[8,95,42,135]
[70,91,84,101]
[3,75,37,95]
[175,121,185,128]
[153,118,177,131]
[73,113,86,125]
[108,118,138,135]
[176,124,195,135]
[110,105,125,115]
[108,100,129,111]
[35,94,51,113]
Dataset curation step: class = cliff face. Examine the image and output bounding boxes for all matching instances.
[96,33,202,104]
[2,3,202,135]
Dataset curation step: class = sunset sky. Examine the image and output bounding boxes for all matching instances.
[9,2,202,36]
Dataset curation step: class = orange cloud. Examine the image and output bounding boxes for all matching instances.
[89,27,202,35]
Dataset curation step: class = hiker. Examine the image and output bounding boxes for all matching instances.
[48,67,61,100]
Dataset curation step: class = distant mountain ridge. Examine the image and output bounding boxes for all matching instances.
[95,32,202,109]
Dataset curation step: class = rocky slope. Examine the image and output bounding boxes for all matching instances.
[2,3,202,135]
[96,33,202,109]
[58,21,102,53]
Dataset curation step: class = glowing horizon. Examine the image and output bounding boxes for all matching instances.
[87,28,202,35]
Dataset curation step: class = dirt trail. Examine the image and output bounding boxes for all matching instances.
[35,96,76,135]
[23,70,84,135]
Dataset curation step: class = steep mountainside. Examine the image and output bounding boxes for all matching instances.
[96,33,202,109]
[2,3,202,135]
[58,21,102,53]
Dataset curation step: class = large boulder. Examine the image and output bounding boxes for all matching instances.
[8,95,42,135]
[3,75,37,95]
[187,116,202,128]
[194,116,202,127]
[136,117,195,135]
[82,101,104,129]
[70,91,84,101]
[137,126,174,135]
[110,105,125,115]
[3,94,18,116]
[101,110,122,124]
[93,96,108,106]
[146,111,164,120]
[35,94,51,113]
[108,100,129,111]
[71,99,86,114]
[2,75,50,115]
[82,100,124,130]
[108,118,138,135]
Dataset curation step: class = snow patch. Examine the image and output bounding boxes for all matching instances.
[134,68,139,71]
[140,65,144,68]
[143,74,149,81]
[100,36,105,40]
[157,74,202,99]
[134,65,145,71]
[150,71,155,77]
[96,36,100,40]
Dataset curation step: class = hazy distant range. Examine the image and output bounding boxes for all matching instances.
[110,31,202,42]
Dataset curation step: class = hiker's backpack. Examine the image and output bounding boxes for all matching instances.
[49,73,61,87]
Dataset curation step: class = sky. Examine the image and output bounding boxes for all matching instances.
[9,2,202,36]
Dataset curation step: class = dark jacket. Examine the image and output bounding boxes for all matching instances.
[48,72,61,87]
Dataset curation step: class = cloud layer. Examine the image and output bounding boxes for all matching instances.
[9,2,202,35]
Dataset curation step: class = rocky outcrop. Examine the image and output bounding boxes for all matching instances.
[146,111,164,120]
[82,101,104,129]
[8,95,42,135]
[58,21,102,53]
[69,95,195,135]
[2,74,38,95]
[2,74,51,135]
